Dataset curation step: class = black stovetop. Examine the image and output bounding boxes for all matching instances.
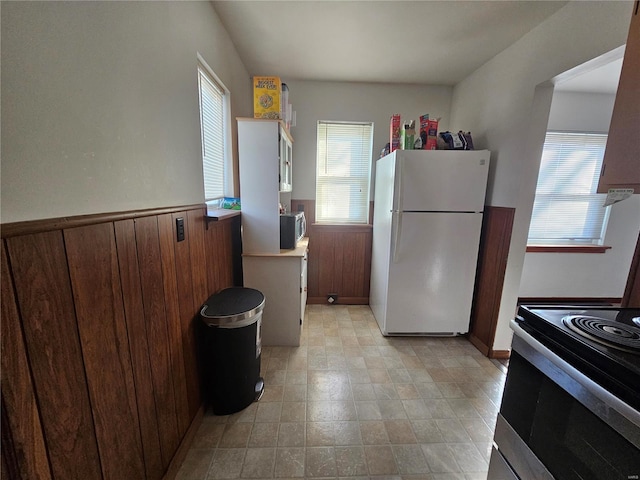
[515,305,640,411]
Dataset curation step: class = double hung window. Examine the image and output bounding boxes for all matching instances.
[197,61,230,201]
[315,121,373,224]
[528,131,610,246]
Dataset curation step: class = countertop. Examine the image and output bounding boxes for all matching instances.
[242,237,309,257]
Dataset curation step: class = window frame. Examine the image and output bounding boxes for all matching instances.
[197,54,233,203]
[527,130,611,248]
[315,120,374,225]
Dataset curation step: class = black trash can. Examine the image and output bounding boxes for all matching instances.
[200,287,265,415]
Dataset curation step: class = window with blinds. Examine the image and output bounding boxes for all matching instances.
[316,121,373,224]
[528,131,610,245]
[197,63,227,201]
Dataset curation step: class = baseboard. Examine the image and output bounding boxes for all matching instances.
[307,297,369,305]
[467,333,490,356]
[489,349,511,359]
[162,404,205,480]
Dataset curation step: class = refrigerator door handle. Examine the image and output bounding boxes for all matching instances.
[392,211,402,263]
[391,157,404,263]
[395,156,404,213]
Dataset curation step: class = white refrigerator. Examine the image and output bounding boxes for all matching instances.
[370,149,490,335]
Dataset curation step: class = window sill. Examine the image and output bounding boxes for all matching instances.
[526,245,611,253]
[311,223,373,233]
[205,207,241,221]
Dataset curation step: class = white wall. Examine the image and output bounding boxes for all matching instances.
[449,1,635,350]
[520,198,640,297]
[284,80,453,200]
[519,90,640,298]
[546,91,616,132]
[1,1,251,223]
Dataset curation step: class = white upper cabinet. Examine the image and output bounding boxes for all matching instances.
[238,118,294,254]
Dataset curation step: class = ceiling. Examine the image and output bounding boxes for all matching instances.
[213,1,621,94]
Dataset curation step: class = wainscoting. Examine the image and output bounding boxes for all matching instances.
[468,206,515,359]
[1,205,240,480]
[623,232,640,307]
[292,199,372,305]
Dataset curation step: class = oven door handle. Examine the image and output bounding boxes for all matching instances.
[510,319,640,449]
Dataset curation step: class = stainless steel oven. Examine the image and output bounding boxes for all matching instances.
[489,306,640,480]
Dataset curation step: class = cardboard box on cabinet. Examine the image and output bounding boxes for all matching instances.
[253,76,282,119]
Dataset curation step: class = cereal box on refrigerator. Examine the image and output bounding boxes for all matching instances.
[253,76,282,119]
[419,114,430,149]
[390,114,401,152]
[418,114,439,150]
[426,118,439,150]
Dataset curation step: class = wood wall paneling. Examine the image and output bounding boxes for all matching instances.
[332,232,367,298]
[307,231,372,303]
[362,231,373,301]
[204,220,221,294]
[622,231,640,307]
[230,215,244,286]
[1,397,21,480]
[187,209,210,309]
[158,214,191,436]
[64,224,145,479]
[333,234,347,296]
[204,219,233,295]
[159,406,205,480]
[291,200,372,304]
[6,231,102,479]
[342,231,371,299]
[134,216,181,468]
[468,206,515,357]
[171,212,201,419]
[114,219,164,480]
[316,230,337,298]
[185,208,211,418]
[2,206,242,480]
[1,243,52,480]
[222,220,234,287]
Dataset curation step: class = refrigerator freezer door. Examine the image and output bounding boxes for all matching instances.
[393,150,490,213]
[385,211,483,335]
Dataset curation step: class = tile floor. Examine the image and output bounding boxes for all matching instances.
[176,305,507,480]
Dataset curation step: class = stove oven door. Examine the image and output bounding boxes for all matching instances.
[490,321,640,480]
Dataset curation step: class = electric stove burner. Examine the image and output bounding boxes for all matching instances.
[563,315,640,354]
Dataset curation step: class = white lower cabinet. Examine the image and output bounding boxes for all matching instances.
[242,239,308,346]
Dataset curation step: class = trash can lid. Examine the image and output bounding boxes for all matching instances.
[200,287,265,327]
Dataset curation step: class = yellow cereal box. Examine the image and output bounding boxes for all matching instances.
[253,76,282,119]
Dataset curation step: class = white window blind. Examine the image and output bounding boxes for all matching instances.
[198,65,225,200]
[528,131,610,245]
[316,121,373,224]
